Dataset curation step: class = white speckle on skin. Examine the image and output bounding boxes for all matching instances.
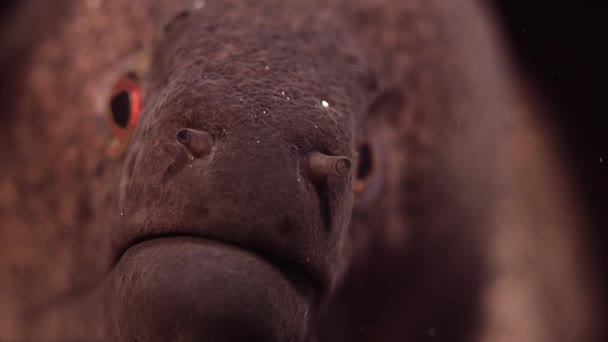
[193,0,205,10]
[86,0,102,10]
[262,110,266,114]
[321,100,329,108]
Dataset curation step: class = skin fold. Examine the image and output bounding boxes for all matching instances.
[0,0,600,341]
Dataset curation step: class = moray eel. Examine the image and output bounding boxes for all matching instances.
[0,0,599,341]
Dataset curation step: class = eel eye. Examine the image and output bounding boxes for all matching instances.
[109,75,141,140]
[354,143,373,193]
[356,143,373,181]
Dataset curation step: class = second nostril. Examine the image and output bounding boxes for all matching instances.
[176,128,214,157]
[306,152,352,181]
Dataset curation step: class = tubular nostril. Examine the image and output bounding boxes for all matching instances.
[176,128,214,157]
[306,152,352,181]
[176,129,190,145]
[334,158,352,175]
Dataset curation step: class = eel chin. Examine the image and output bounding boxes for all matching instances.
[106,236,313,342]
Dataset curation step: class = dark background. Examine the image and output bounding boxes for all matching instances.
[489,0,607,303]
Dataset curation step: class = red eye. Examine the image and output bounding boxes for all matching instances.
[109,75,141,140]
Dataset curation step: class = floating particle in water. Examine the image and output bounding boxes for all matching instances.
[321,100,329,108]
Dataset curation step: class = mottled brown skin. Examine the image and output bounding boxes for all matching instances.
[0,0,600,341]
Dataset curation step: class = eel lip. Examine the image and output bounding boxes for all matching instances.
[114,232,318,303]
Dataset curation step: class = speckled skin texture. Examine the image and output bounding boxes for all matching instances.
[0,0,598,341]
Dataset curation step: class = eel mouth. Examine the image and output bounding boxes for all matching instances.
[115,233,317,302]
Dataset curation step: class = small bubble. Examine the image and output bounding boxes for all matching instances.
[600,157,603,163]
[189,164,193,168]
[321,100,329,108]
[286,96,290,100]
[262,110,267,114]
[265,65,270,70]
[306,258,310,262]
[314,125,318,128]
[239,97,244,102]
[120,211,124,216]
[253,115,258,119]
[281,91,286,96]
[256,140,260,144]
